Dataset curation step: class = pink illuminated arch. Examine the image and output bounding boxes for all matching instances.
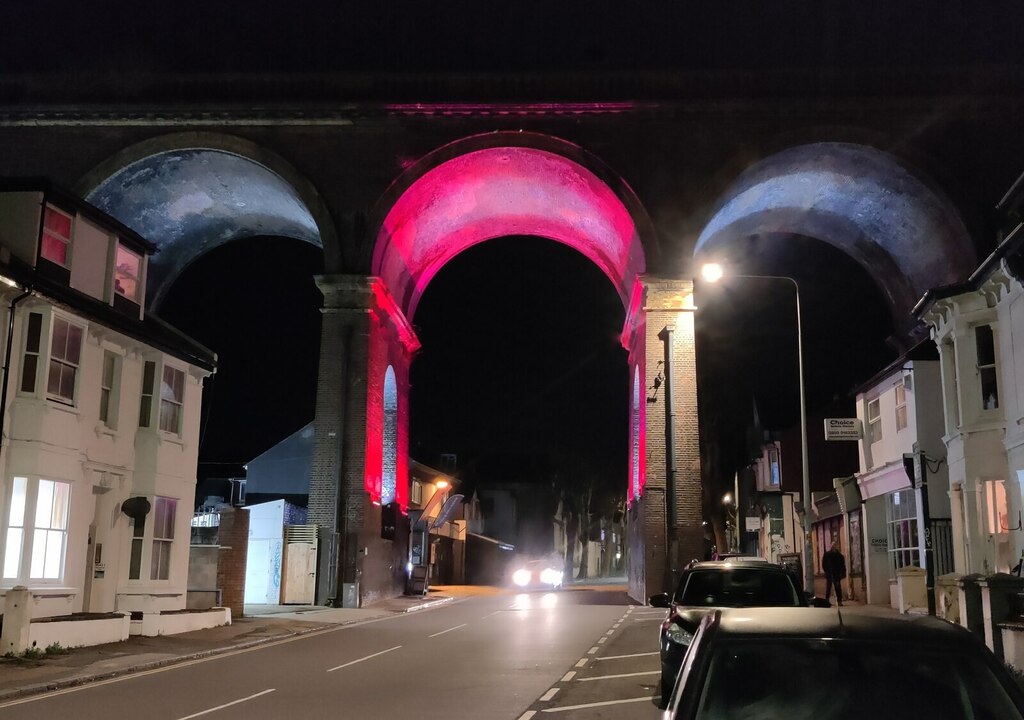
[372,136,650,319]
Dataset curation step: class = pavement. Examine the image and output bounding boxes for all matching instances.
[0,589,458,703]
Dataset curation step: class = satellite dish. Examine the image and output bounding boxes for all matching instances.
[120,496,151,522]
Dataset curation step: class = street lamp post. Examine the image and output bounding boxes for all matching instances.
[701,263,814,594]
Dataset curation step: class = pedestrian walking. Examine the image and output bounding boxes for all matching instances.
[822,541,846,606]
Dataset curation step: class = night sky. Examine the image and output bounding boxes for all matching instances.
[6,2,1020,506]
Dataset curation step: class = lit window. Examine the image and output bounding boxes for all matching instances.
[3,476,71,582]
[976,325,999,410]
[769,448,781,487]
[867,398,881,444]
[151,497,176,580]
[886,489,920,578]
[99,351,118,428]
[895,383,908,432]
[114,244,142,302]
[47,317,83,404]
[40,205,72,267]
[411,481,423,506]
[159,365,185,434]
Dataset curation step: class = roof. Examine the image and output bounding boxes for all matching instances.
[1,256,216,372]
[852,337,938,396]
[712,607,979,647]
[0,178,158,254]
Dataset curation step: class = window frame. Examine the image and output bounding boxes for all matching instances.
[2,475,72,585]
[45,314,85,406]
[98,350,121,429]
[886,488,921,578]
[158,364,186,436]
[895,382,908,432]
[976,324,999,411]
[126,495,177,583]
[18,311,44,395]
[40,204,73,268]
[150,497,176,581]
[867,397,881,445]
[112,241,143,304]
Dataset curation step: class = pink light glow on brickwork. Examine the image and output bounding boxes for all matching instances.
[374,146,644,320]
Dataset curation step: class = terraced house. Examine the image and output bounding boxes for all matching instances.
[0,181,220,652]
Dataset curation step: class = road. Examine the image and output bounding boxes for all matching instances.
[0,585,665,720]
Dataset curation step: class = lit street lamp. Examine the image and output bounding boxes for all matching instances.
[701,263,813,594]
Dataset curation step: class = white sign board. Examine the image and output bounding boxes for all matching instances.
[745,517,762,532]
[824,417,862,441]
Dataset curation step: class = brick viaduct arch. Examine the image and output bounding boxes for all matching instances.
[69,130,976,607]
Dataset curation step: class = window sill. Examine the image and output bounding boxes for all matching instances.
[46,400,80,417]
[95,423,119,439]
[0,585,77,596]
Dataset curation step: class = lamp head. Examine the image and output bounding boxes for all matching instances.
[701,263,724,283]
[435,479,450,490]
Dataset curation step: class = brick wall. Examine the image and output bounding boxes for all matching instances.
[629,278,703,600]
[216,508,249,617]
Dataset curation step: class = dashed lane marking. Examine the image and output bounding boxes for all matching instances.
[428,623,467,638]
[561,671,576,682]
[575,659,588,668]
[517,712,537,720]
[540,696,658,713]
[577,671,659,682]
[327,645,402,672]
[594,651,658,661]
[176,689,276,720]
[540,688,559,702]
[587,646,600,654]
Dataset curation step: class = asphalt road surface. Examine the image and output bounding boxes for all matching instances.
[0,586,664,720]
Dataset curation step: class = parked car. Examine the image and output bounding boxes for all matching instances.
[662,607,1024,719]
[649,560,824,705]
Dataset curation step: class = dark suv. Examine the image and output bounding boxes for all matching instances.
[649,560,813,705]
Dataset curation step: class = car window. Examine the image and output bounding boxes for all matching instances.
[694,638,1024,720]
[676,569,800,607]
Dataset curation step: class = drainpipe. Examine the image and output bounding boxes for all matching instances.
[0,287,32,462]
[657,324,677,584]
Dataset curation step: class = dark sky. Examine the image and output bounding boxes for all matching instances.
[2,2,1022,75]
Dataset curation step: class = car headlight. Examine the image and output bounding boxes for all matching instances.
[513,569,532,586]
[664,622,694,647]
[539,568,563,585]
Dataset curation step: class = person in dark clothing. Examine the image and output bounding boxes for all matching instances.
[822,541,847,606]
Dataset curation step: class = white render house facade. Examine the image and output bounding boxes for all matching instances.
[915,189,1024,580]
[0,181,216,629]
[854,348,952,607]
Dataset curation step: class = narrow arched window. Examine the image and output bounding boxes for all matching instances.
[382,366,398,505]
[632,365,641,500]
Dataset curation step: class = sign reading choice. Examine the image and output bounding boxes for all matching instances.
[824,417,862,441]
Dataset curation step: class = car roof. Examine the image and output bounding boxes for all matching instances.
[688,560,785,571]
[710,607,980,647]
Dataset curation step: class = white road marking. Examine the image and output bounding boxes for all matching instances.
[577,670,660,682]
[540,688,559,701]
[176,689,275,720]
[605,629,615,635]
[428,623,467,638]
[587,646,600,654]
[541,696,657,712]
[327,645,402,672]
[517,712,537,720]
[561,671,576,682]
[575,658,588,668]
[482,610,502,619]
[594,651,659,661]
[598,637,607,644]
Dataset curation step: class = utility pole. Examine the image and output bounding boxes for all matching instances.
[904,448,936,616]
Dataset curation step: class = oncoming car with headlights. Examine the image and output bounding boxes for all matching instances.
[511,558,564,590]
[649,560,819,706]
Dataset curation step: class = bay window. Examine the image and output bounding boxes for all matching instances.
[159,365,185,435]
[2,476,71,583]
